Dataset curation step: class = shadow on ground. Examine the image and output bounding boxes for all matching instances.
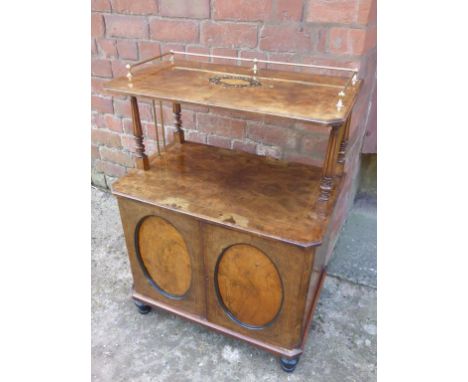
[92,187,376,381]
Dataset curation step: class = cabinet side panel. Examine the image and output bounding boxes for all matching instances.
[301,247,321,331]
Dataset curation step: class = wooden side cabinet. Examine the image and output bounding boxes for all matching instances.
[104,53,362,372]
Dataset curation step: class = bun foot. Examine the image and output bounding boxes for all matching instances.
[134,299,151,315]
[279,356,300,372]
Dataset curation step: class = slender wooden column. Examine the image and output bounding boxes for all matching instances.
[318,124,343,202]
[130,96,150,170]
[336,113,352,175]
[172,103,185,144]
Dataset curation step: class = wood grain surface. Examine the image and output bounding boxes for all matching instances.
[137,216,192,297]
[204,224,315,348]
[112,142,342,247]
[104,59,361,125]
[216,244,283,328]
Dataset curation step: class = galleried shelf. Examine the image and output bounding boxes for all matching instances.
[104,51,362,373]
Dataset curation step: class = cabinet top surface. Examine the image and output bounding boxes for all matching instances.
[104,59,361,125]
[112,142,341,247]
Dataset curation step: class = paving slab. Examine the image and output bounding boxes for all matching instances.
[327,195,377,288]
[92,187,376,381]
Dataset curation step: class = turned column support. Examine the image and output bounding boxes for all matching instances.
[130,96,150,170]
[318,122,344,202]
[172,103,185,144]
[336,112,352,175]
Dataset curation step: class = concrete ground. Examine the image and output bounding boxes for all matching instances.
[92,187,376,381]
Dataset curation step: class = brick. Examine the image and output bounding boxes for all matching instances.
[116,40,138,60]
[329,27,366,55]
[92,112,106,129]
[185,104,209,113]
[306,0,358,24]
[213,108,260,122]
[138,41,161,60]
[212,48,238,64]
[260,25,311,53]
[96,38,118,58]
[91,77,106,94]
[95,160,127,177]
[114,98,152,121]
[121,135,138,151]
[92,58,112,78]
[365,26,377,51]
[301,56,359,76]
[247,122,296,149]
[197,114,245,139]
[159,0,210,19]
[105,15,148,39]
[92,0,111,12]
[358,0,376,25]
[201,22,258,48]
[91,145,101,159]
[142,121,156,139]
[111,0,158,15]
[207,135,232,149]
[181,109,196,129]
[91,13,105,38]
[262,115,295,128]
[122,118,133,134]
[266,53,297,71]
[113,98,131,118]
[256,144,281,159]
[160,106,195,129]
[143,139,158,156]
[91,38,97,55]
[92,95,114,113]
[165,126,177,145]
[275,0,303,21]
[161,43,186,55]
[91,128,121,148]
[150,19,199,43]
[301,135,328,157]
[239,50,267,69]
[186,46,210,62]
[319,30,329,55]
[214,0,273,21]
[294,121,326,134]
[186,130,207,144]
[99,147,134,167]
[111,60,128,77]
[232,140,257,154]
[104,114,123,132]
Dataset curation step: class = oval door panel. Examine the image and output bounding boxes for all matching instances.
[215,244,283,328]
[136,216,192,298]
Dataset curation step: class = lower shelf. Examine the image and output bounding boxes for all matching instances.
[113,141,341,247]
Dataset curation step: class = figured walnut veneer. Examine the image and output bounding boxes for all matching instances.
[215,244,283,328]
[112,142,342,247]
[104,59,361,125]
[137,216,192,298]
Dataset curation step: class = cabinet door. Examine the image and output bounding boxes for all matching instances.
[117,197,205,318]
[203,224,314,349]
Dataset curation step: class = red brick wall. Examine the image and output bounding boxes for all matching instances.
[91,0,376,258]
[92,0,376,183]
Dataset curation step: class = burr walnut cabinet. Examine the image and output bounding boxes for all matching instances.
[104,51,362,372]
